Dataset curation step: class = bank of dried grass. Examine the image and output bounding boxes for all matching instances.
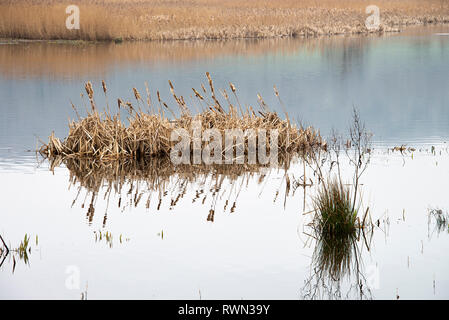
[40,73,326,162]
[1,0,448,41]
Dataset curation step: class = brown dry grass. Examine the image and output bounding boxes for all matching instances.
[1,0,448,41]
[40,73,326,162]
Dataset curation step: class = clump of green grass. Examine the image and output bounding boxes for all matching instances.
[303,179,372,298]
[313,178,358,238]
[306,107,372,240]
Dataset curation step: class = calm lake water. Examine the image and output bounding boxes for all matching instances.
[1,25,449,299]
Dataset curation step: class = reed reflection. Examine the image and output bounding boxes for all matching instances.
[301,227,374,300]
[50,156,296,226]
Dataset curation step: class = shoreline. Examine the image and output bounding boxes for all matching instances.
[2,22,449,44]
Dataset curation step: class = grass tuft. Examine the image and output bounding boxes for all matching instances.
[313,178,358,238]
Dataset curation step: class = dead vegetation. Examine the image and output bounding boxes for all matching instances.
[1,0,448,41]
[37,73,326,225]
[39,73,326,161]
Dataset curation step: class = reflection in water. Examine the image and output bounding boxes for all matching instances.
[48,137,379,299]
[51,156,295,226]
[0,38,308,79]
[301,228,374,300]
[0,233,39,273]
[0,35,380,79]
[320,36,368,78]
[1,27,445,80]
[428,208,449,239]
[0,234,9,269]
[93,230,129,248]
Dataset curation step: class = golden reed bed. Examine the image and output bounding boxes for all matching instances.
[39,73,326,162]
[1,0,448,41]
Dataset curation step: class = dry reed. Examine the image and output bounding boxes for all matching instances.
[39,73,326,162]
[1,0,448,41]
